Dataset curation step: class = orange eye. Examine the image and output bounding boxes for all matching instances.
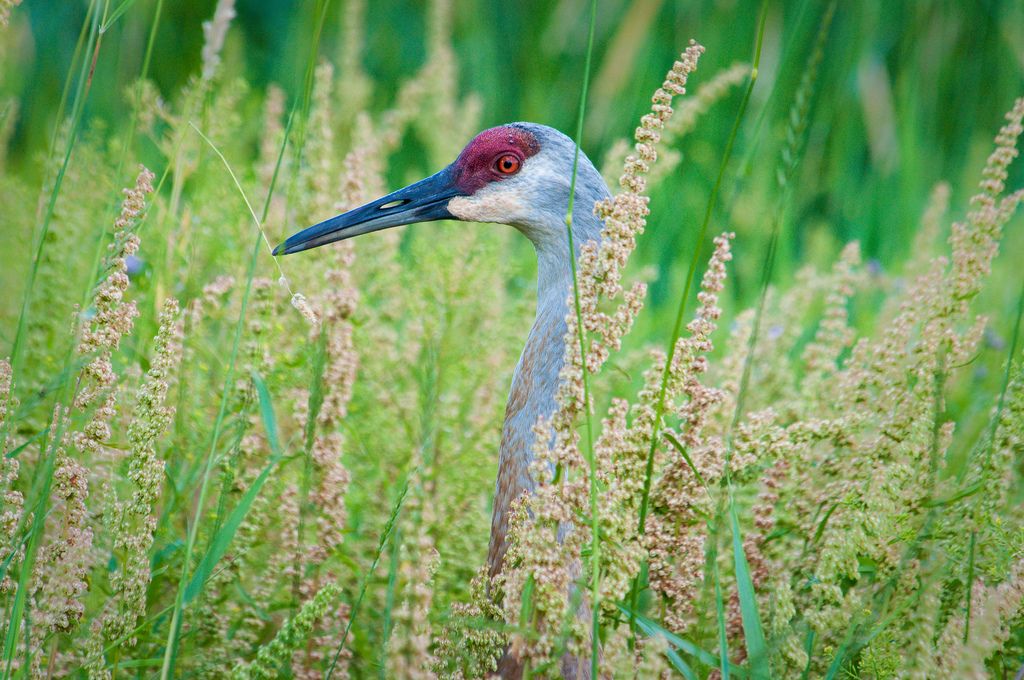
[496,153,521,174]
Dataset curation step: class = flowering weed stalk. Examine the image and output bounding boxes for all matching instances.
[631,7,768,635]
[4,165,155,674]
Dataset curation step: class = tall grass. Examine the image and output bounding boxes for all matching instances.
[562,0,601,674]
[1,0,1023,678]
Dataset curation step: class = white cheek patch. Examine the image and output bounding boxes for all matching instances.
[448,186,529,224]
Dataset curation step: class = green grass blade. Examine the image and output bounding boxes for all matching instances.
[964,530,976,642]
[729,498,770,679]
[253,372,283,456]
[7,0,103,388]
[635,1,769,536]
[563,0,601,674]
[629,3,768,638]
[714,557,730,680]
[326,471,413,678]
[800,629,815,679]
[617,603,745,675]
[99,0,142,31]
[810,503,838,546]
[663,431,710,494]
[379,526,402,679]
[1,427,48,463]
[665,650,698,680]
[823,639,850,680]
[184,373,284,603]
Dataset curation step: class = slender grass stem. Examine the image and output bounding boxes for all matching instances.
[75,0,165,402]
[9,0,103,391]
[628,2,768,636]
[714,6,834,673]
[155,99,297,673]
[100,0,144,31]
[326,472,413,679]
[563,0,600,673]
[713,562,729,680]
[973,274,1024,476]
[729,0,836,456]
[2,3,107,673]
[380,526,402,679]
[636,3,767,533]
[728,208,780,457]
[158,0,328,667]
[281,0,331,230]
[964,530,977,642]
[296,329,328,606]
[251,0,333,623]
[158,231,263,679]
[190,123,292,278]
[41,5,92,194]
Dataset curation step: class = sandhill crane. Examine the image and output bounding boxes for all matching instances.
[276,123,608,677]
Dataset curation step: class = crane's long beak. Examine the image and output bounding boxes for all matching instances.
[273,167,462,255]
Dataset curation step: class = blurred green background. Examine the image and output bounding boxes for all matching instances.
[3,0,1023,329]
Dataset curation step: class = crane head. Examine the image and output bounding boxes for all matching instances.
[274,123,607,255]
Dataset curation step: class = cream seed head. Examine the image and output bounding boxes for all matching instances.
[200,0,237,81]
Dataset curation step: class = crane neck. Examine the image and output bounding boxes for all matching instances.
[487,194,608,579]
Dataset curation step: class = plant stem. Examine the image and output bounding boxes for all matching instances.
[564,0,601,673]
[1,2,106,673]
[158,232,263,679]
[628,1,768,633]
[8,0,102,394]
[326,472,413,678]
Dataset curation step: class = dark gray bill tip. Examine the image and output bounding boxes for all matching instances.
[273,167,461,257]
